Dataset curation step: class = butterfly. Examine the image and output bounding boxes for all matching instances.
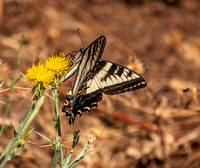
[62,36,147,125]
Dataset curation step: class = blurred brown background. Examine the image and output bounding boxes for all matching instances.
[1,0,200,167]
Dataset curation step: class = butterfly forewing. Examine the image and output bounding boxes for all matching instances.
[71,36,106,97]
[88,60,146,95]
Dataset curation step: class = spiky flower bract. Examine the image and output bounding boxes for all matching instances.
[51,135,63,151]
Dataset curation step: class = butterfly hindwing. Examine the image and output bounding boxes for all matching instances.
[69,90,102,125]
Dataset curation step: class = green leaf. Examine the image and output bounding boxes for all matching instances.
[67,141,92,168]
[13,129,18,137]
[51,121,58,129]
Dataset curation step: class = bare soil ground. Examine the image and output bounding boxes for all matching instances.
[1,0,200,167]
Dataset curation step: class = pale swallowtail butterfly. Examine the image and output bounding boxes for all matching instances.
[62,36,147,125]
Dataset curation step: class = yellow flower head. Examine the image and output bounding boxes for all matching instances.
[26,61,55,89]
[45,52,71,77]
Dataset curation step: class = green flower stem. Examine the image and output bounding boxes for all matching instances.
[52,88,62,136]
[0,96,44,168]
[21,96,44,134]
[52,87,64,165]
[0,39,22,136]
[0,93,13,136]
[52,151,59,168]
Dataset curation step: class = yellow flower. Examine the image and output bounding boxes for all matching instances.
[26,61,55,88]
[45,52,71,77]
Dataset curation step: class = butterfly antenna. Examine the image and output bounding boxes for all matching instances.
[77,28,84,49]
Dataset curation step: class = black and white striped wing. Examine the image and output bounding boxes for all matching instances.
[69,60,146,123]
[62,36,106,83]
[93,60,146,94]
[67,36,106,97]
